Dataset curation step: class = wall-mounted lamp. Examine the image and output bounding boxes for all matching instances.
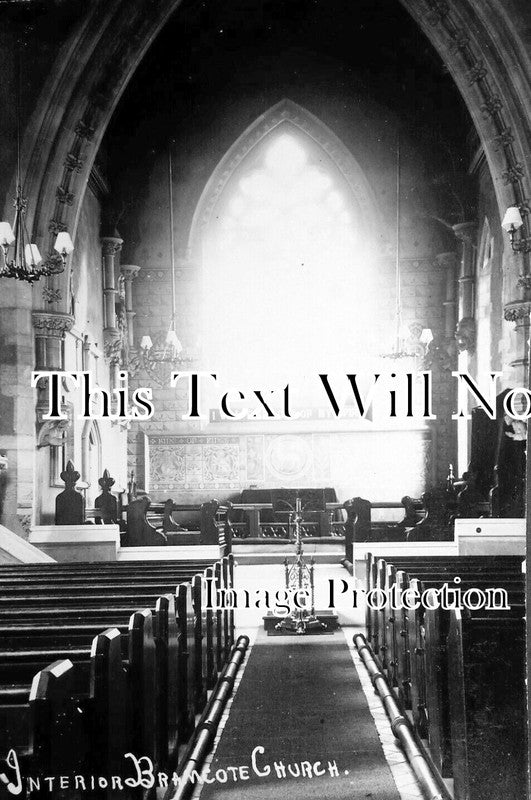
[501,206,531,254]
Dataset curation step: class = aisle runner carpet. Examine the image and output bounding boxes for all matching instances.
[199,631,401,799]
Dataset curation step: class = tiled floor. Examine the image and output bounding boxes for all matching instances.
[174,562,426,800]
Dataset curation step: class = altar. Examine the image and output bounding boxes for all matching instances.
[231,487,343,539]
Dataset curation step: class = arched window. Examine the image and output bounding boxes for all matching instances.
[200,120,379,391]
[82,420,101,505]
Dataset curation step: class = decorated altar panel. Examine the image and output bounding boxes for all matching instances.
[145,429,433,501]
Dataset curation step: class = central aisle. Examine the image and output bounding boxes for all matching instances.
[199,630,402,799]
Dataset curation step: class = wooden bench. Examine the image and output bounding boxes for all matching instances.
[447,611,526,800]
[0,556,235,793]
[364,553,525,800]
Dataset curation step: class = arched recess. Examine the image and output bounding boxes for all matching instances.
[188,99,383,257]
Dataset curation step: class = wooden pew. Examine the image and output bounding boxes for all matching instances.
[0,610,157,756]
[0,659,88,794]
[447,611,526,800]
[0,579,222,737]
[345,497,425,546]
[364,554,525,800]
[0,556,231,791]
[369,557,523,716]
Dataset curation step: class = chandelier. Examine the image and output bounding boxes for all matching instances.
[0,44,73,283]
[382,133,432,361]
[139,146,191,386]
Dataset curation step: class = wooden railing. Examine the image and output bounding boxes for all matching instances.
[55,462,494,551]
[54,464,229,552]
[222,501,347,540]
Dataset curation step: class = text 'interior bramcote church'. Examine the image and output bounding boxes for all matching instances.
[0,1,530,799]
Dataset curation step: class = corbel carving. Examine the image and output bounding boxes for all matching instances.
[37,418,71,448]
[103,327,124,365]
[74,120,95,142]
[48,219,68,235]
[56,186,75,206]
[502,163,525,186]
[64,153,84,173]
[468,60,487,86]
[504,300,531,322]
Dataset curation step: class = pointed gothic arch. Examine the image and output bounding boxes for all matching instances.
[192,105,383,380]
[187,99,382,258]
[3,0,527,325]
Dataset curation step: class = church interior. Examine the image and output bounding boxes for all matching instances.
[0,0,530,798]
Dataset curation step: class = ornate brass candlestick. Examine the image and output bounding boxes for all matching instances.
[275,496,327,635]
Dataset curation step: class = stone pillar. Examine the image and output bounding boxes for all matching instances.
[32,311,75,494]
[503,298,530,387]
[32,311,74,371]
[120,264,140,349]
[435,251,458,341]
[452,224,476,477]
[101,236,123,386]
[453,222,477,353]
[101,236,122,330]
[504,247,531,387]
[0,281,34,535]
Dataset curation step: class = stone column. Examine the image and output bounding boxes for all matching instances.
[435,251,459,341]
[101,236,123,331]
[32,311,75,443]
[452,224,476,477]
[120,264,140,349]
[31,311,75,527]
[32,311,74,371]
[504,245,531,387]
[453,222,477,353]
[0,281,34,535]
[101,236,124,386]
[503,298,530,387]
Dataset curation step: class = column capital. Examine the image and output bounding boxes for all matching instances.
[32,311,74,338]
[120,264,141,280]
[101,236,123,256]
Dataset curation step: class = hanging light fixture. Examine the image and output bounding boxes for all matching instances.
[140,144,190,386]
[382,132,432,360]
[0,41,73,283]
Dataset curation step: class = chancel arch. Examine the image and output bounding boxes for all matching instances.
[5,0,528,322]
